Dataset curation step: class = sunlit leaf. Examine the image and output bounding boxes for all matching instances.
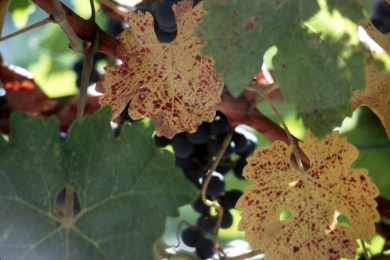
[96,0,224,138]
[236,131,379,260]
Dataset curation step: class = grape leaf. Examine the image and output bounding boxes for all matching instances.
[196,0,369,137]
[96,0,223,139]
[351,66,390,142]
[0,107,198,259]
[236,131,380,260]
[359,18,390,53]
[351,18,390,141]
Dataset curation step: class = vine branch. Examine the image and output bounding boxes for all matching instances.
[254,85,304,172]
[52,0,84,52]
[31,0,120,56]
[0,16,54,42]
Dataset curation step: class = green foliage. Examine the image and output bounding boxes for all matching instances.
[196,0,369,137]
[0,107,198,259]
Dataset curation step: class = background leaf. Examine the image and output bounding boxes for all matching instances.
[0,107,198,259]
[196,0,369,137]
[8,0,35,29]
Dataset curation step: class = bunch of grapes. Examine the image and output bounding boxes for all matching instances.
[160,111,258,259]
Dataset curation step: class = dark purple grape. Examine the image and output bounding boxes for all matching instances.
[192,195,210,214]
[184,169,202,189]
[155,1,176,29]
[195,238,214,259]
[220,190,243,209]
[120,101,140,123]
[221,210,233,229]
[216,158,231,175]
[210,114,230,137]
[203,172,225,196]
[175,157,200,172]
[59,132,68,142]
[185,123,210,145]
[107,19,125,37]
[154,26,177,43]
[134,6,153,15]
[197,214,217,234]
[232,128,248,153]
[212,137,234,160]
[236,129,257,156]
[172,134,195,159]
[158,23,177,33]
[237,140,256,156]
[181,227,202,247]
[233,157,247,180]
[192,143,209,160]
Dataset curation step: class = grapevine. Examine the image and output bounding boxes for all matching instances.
[0,0,390,260]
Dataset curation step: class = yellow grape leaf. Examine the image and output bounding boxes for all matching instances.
[352,66,390,141]
[352,18,390,141]
[236,131,380,260]
[360,18,390,53]
[96,0,223,138]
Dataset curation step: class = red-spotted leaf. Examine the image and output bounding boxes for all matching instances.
[96,0,223,138]
[236,131,380,260]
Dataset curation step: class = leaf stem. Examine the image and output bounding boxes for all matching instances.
[76,32,99,122]
[254,85,304,172]
[52,0,84,52]
[201,128,234,250]
[0,16,54,42]
[89,0,96,22]
[360,239,370,260]
[64,184,74,219]
[220,249,264,260]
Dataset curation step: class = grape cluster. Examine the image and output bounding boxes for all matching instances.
[162,111,258,259]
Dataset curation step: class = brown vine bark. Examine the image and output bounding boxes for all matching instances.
[31,0,120,57]
[19,0,390,221]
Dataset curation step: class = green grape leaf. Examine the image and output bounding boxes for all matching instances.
[0,107,198,259]
[196,0,369,137]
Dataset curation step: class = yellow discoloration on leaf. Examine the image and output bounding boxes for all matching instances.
[352,66,390,141]
[96,0,223,138]
[236,131,379,260]
[360,18,390,53]
[353,18,390,141]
